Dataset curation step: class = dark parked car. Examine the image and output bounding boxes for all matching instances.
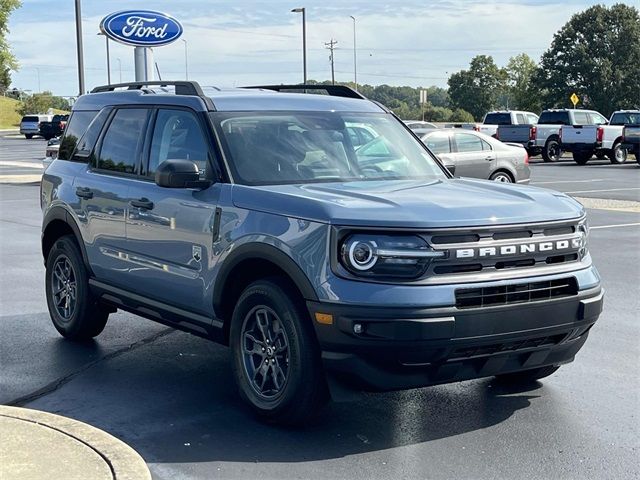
[39,114,69,140]
[40,81,602,425]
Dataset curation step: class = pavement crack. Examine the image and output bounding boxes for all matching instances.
[7,328,175,407]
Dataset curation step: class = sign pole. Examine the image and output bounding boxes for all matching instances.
[134,47,155,81]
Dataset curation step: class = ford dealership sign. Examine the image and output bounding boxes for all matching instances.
[100,10,183,47]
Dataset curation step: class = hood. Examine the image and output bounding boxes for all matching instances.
[231,178,584,228]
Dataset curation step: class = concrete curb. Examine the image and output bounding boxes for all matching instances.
[0,406,151,480]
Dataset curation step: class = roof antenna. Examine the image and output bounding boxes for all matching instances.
[155,62,162,81]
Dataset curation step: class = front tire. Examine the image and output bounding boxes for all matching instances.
[542,138,562,162]
[45,235,109,340]
[608,142,627,164]
[230,278,328,425]
[495,365,560,383]
[573,151,592,165]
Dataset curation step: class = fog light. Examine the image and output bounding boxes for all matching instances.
[353,323,364,334]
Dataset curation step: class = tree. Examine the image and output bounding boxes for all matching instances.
[0,0,21,93]
[505,53,542,113]
[534,3,640,116]
[447,55,508,121]
[17,91,70,116]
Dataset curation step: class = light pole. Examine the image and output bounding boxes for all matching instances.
[350,15,357,91]
[182,39,188,80]
[116,58,122,83]
[97,32,111,84]
[291,7,307,83]
[74,0,85,95]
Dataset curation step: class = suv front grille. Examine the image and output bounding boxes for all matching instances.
[455,277,578,309]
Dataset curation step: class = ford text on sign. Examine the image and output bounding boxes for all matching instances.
[100,10,183,47]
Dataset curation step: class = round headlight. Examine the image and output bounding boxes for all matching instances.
[348,240,378,270]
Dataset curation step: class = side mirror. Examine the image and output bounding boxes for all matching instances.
[155,159,211,189]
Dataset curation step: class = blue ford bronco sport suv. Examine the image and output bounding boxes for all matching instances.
[41,81,603,424]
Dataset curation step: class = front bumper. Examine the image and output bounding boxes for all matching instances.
[308,286,603,391]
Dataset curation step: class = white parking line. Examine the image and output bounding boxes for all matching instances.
[590,223,640,230]
[0,161,44,169]
[535,179,604,185]
[565,188,640,194]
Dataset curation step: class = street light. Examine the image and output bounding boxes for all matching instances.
[97,32,111,84]
[291,7,307,83]
[182,39,188,80]
[74,0,85,95]
[350,15,357,91]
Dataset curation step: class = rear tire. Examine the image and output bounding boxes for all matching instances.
[490,171,513,183]
[607,142,627,164]
[573,151,592,165]
[230,278,329,425]
[45,235,109,340]
[495,365,560,383]
[542,138,562,162]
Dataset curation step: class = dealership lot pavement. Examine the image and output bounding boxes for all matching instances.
[1,137,639,479]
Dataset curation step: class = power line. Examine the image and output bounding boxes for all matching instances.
[324,39,338,85]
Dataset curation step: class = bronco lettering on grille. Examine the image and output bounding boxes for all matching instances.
[455,238,581,259]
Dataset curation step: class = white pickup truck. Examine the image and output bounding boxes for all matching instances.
[532,109,607,163]
[560,110,640,165]
[477,110,539,137]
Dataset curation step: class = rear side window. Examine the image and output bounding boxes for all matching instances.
[484,113,511,125]
[516,113,526,124]
[589,112,608,125]
[538,111,571,125]
[21,116,39,123]
[573,112,590,125]
[147,109,209,176]
[423,132,451,154]
[454,133,483,153]
[58,111,98,160]
[96,108,149,174]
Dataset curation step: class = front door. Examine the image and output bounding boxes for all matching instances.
[125,108,221,316]
[451,132,494,180]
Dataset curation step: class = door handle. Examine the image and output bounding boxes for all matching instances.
[484,156,494,161]
[130,198,154,210]
[75,187,93,199]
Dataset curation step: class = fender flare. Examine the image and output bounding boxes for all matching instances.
[212,242,319,317]
[42,206,92,273]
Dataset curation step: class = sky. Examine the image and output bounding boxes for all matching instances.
[6,0,626,97]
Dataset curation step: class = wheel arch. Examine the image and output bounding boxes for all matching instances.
[42,207,92,274]
[213,243,319,341]
[490,167,516,182]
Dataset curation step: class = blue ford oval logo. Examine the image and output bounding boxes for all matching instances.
[100,10,183,47]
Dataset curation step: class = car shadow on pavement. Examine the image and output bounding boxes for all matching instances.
[24,329,543,465]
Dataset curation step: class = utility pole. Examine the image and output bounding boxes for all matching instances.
[324,39,338,85]
[74,0,85,95]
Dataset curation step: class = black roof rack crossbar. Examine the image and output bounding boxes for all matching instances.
[243,84,367,100]
[90,81,216,110]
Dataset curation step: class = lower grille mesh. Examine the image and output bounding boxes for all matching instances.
[455,277,578,309]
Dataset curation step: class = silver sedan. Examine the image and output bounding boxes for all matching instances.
[420,129,530,184]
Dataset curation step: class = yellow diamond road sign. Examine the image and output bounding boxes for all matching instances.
[570,93,579,107]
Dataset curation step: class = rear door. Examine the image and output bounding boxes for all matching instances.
[451,132,494,179]
[73,107,150,287]
[124,107,222,316]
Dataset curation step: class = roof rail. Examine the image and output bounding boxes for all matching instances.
[90,81,215,110]
[243,84,367,100]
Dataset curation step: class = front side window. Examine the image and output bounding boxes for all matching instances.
[148,109,209,176]
[96,109,148,174]
[454,133,483,153]
[516,113,526,124]
[573,112,590,125]
[212,112,446,185]
[423,132,451,154]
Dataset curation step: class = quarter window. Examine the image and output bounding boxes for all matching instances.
[148,109,210,176]
[96,109,148,174]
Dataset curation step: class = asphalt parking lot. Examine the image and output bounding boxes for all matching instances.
[1,133,639,479]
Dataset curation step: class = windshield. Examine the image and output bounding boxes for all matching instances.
[211,112,446,185]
